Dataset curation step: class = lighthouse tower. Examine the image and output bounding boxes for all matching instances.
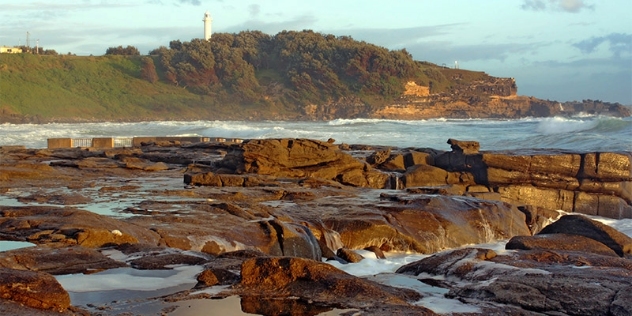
[203,11,212,40]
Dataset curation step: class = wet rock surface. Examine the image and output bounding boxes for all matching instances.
[0,138,630,315]
[397,215,632,315]
[0,268,71,312]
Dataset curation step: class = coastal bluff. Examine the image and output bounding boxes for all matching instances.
[0,138,631,315]
[1,51,629,123]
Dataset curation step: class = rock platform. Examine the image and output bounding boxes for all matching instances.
[0,138,630,315]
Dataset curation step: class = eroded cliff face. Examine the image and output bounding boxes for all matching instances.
[295,76,629,120]
[369,79,630,119]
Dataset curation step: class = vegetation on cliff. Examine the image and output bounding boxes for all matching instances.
[0,30,491,122]
[0,30,628,123]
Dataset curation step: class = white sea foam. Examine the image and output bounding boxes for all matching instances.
[588,215,632,238]
[536,116,599,134]
[2,117,630,151]
[326,250,427,276]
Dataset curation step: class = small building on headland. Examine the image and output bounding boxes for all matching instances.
[0,46,22,54]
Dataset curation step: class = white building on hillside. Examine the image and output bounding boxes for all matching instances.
[203,11,212,40]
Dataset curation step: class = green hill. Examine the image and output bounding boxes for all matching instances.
[0,30,510,122]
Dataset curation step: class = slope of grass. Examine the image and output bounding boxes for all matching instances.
[0,54,212,120]
[0,53,501,121]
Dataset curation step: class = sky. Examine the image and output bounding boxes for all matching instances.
[1,0,630,104]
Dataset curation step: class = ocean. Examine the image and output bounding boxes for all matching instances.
[1,115,631,151]
[2,115,632,314]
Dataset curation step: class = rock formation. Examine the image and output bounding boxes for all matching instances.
[0,139,630,314]
[396,215,632,315]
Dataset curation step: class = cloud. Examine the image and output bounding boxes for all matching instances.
[248,4,260,18]
[335,24,463,48]
[224,14,318,34]
[402,41,548,65]
[573,33,632,57]
[521,0,594,13]
[176,0,201,5]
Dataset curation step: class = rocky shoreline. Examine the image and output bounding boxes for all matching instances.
[0,138,631,315]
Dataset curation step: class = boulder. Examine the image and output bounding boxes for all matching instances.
[379,153,406,171]
[447,139,479,154]
[404,150,434,167]
[611,286,632,316]
[0,268,70,312]
[239,257,429,312]
[506,234,619,257]
[397,247,632,316]
[196,267,239,287]
[267,220,322,261]
[0,206,160,248]
[402,164,448,187]
[364,245,386,259]
[129,253,208,270]
[366,148,391,165]
[516,205,562,234]
[325,194,530,254]
[0,246,126,275]
[336,248,364,263]
[537,215,632,256]
[396,248,497,277]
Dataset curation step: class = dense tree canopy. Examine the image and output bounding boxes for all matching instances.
[106,45,141,56]
[150,30,432,107]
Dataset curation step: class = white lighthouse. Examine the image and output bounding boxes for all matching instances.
[203,11,212,40]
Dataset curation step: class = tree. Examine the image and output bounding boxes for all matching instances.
[105,45,140,56]
[140,57,159,83]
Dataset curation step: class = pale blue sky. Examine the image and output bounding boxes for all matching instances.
[1,0,630,104]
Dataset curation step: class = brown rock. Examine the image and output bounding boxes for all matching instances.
[447,139,480,154]
[398,246,632,315]
[239,257,427,311]
[578,179,632,203]
[336,248,364,263]
[402,164,448,187]
[217,138,389,188]
[364,245,386,259]
[574,192,632,219]
[581,152,632,181]
[240,295,335,316]
[0,206,160,248]
[184,172,223,186]
[497,185,575,213]
[267,220,322,260]
[482,151,582,178]
[0,268,70,312]
[0,246,126,275]
[129,253,208,270]
[404,150,435,167]
[516,205,562,234]
[367,148,391,165]
[396,248,497,277]
[380,153,406,171]
[326,194,529,254]
[538,214,632,256]
[196,268,239,287]
[506,234,619,257]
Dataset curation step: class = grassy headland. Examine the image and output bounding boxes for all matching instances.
[3,30,625,123]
